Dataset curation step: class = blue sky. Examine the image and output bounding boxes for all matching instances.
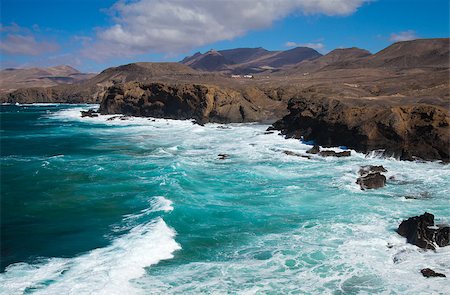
[1,0,448,72]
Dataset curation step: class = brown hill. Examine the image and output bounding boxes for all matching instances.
[326,38,449,70]
[0,65,95,94]
[285,47,371,74]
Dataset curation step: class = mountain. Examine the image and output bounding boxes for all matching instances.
[0,65,95,94]
[285,47,371,73]
[180,47,322,73]
[324,38,449,70]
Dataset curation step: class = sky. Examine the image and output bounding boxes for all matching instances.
[0,0,448,72]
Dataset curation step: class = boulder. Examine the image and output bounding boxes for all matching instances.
[356,172,386,189]
[397,212,450,250]
[421,268,446,278]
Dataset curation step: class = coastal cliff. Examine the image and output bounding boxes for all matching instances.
[271,96,449,161]
[99,82,287,123]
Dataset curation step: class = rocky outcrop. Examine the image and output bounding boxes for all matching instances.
[271,96,450,161]
[397,212,449,250]
[99,82,285,124]
[356,165,387,190]
[356,172,386,190]
[421,268,446,278]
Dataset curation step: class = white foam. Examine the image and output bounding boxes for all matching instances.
[0,217,180,295]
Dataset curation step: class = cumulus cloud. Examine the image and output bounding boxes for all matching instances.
[83,0,366,60]
[389,30,418,42]
[0,34,59,56]
[285,41,325,51]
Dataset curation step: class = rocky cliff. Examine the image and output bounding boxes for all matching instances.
[99,82,287,124]
[271,96,449,161]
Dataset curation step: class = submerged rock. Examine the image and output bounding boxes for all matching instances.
[217,154,229,160]
[283,150,311,159]
[397,212,450,250]
[356,172,386,190]
[421,268,446,278]
[80,109,99,117]
[319,150,351,157]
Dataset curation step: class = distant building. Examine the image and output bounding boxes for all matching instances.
[243,75,253,78]
[231,75,241,78]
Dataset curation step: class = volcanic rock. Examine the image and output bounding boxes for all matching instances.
[99,82,285,124]
[271,96,450,161]
[356,172,386,190]
[397,212,450,250]
[421,268,446,278]
[359,165,387,176]
[319,150,351,157]
[306,145,320,154]
[80,109,99,117]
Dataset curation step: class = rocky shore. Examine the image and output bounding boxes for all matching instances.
[98,81,287,124]
[270,96,449,161]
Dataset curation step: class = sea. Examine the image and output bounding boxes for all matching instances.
[1,104,449,294]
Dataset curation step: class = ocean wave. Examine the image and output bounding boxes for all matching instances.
[0,217,180,295]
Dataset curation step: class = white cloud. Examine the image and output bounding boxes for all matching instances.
[0,34,59,56]
[389,30,418,42]
[83,0,366,60]
[285,41,325,51]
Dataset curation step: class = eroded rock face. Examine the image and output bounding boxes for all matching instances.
[271,96,450,161]
[99,82,285,124]
[397,212,450,250]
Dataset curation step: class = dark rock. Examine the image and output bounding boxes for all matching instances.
[99,82,286,124]
[421,268,446,278]
[264,131,274,134]
[80,109,99,117]
[283,150,311,159]
[306,145,320,154]
[356,172,386,189]
[107,115,122,121]
[270,96,450,161]
[359,165,387,176]
[218,154,229,160]
[397,212,450,250]
[319,150,351,157]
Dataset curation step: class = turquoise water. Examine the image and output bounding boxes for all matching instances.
[1,104,449,294]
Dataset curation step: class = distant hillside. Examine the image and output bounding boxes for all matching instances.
[180,47,322,73]
[285,47,371,73]
[324,38,449,70]
[0,65,95,94]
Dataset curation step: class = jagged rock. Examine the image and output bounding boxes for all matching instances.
[421,268,446,278]
[397,212,450,250]
[359,165,387,176]
[306,145,320,154]
[356,172,386,189]
[271,96,450,161]
[80,109,99,117]
[319,150,351,157]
